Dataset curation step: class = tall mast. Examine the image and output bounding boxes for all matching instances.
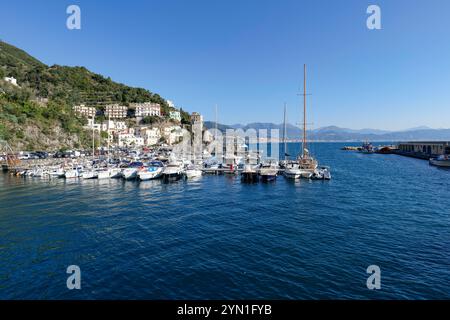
[283,103,287,160]
[302,64,307,157]
[107,113,110,165]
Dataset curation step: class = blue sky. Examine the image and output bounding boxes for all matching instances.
[1,0,450,130]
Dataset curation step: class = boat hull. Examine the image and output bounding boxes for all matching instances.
[81,171,98,179]
[97,170,111,179]
[284,169,301,179]
[241,172,259,183]
[122,168,138,180]
[162,172,182,182]
[185,170,202,179]
[429,158,450,167]
[138,168,163,181]
[260,174,277,182]
[65,170,80,179]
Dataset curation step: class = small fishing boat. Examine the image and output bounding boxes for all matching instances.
[359,141,375,154]
[429,155,450,167]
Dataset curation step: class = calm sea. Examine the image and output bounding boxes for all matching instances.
[1,142,449,299]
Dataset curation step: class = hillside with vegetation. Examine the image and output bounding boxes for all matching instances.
[0,40,190,150]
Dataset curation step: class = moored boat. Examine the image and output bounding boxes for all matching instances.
[259,161,278,182]
[284,64,330,180]
[359,141,375,154]
[184,165,202,179]
[138,161,164,181]
[162,160,184,182]
[65,166,82,179]
[241,164,259,183]
[429,155,450,167]
[122,161,144,180]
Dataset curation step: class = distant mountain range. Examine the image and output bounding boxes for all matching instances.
[204,122,450,141]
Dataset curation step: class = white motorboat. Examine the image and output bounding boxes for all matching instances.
[122,161,144,180]
[122,167,138,180]
[312,167,332,180]
[138,161,164,181]
[65,167,82,179]
[283,162,301,179]
[162,160,184,181]
[184,165,202,179]
[259,161,278,182]
[429,155,450,167]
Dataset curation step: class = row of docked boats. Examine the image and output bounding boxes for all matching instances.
[240,159,331,182]
[14,158,203,182]
[13,156,331,183]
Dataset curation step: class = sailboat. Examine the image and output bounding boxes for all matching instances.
[284,64,330,180]
[279,103,289,170]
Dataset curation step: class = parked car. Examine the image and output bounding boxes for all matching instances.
[35,151,48,159]
[19,153,31,160]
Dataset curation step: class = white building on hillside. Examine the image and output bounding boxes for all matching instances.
[132,102,161,117]
[73,104,96,118]
[105,104,128,118]
[169,110,181,122]
[85,118,127,135]
[141,127,161,146]
[101,120,127,132]
[163,125,185,145]
[117,132,145,147]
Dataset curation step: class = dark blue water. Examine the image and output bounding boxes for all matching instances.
[1,142,450,299]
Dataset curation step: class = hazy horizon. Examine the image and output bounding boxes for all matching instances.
[202,121,449,132]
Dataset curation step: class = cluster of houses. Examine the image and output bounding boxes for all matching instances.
[73,101,204,147]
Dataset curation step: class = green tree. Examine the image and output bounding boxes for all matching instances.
[142,116,158,125]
